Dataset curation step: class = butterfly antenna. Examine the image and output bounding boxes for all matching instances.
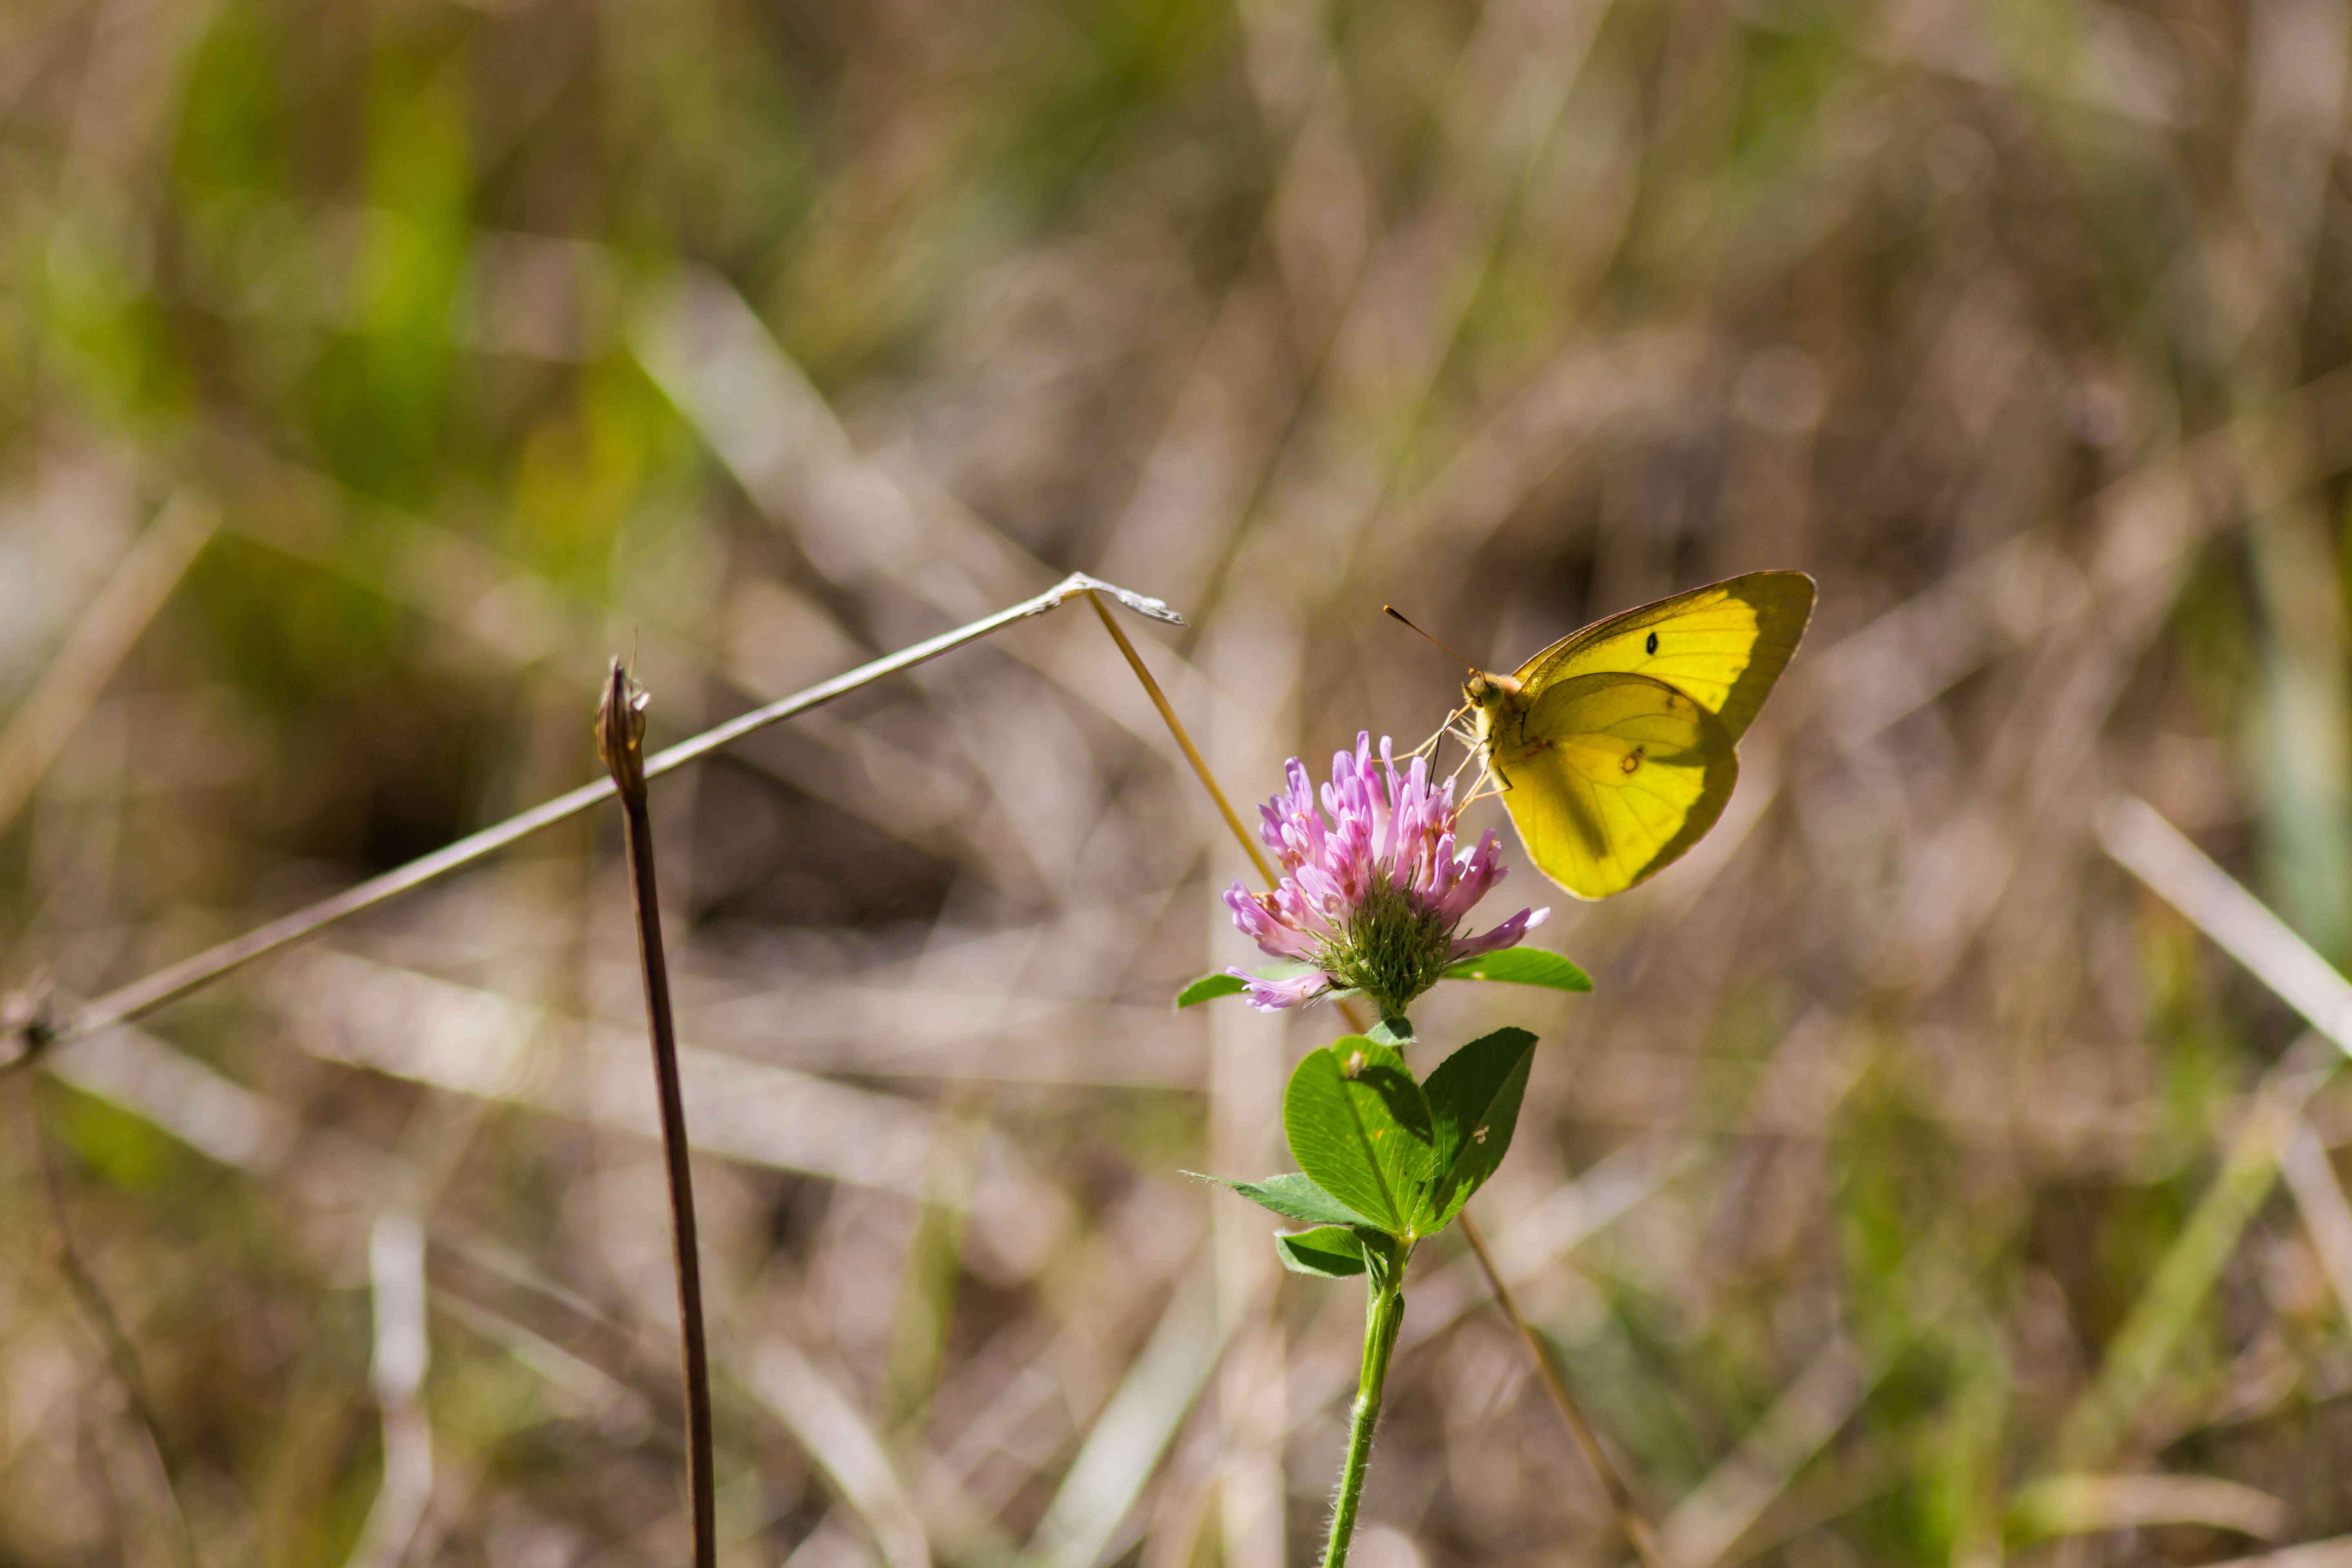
[1383,606,1477,673]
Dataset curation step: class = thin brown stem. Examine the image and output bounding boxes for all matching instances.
[7,571,1179,1065]
[1085,589,1277,888]
[598,661,717,1568]
[1457,1211,1666,1568]
[17,1074,202,1568]
[1087,604,1664,1566]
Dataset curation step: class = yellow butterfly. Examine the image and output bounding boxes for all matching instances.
[1439,572,1815,900]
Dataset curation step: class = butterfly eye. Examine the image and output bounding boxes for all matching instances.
[1645,631,1659,655]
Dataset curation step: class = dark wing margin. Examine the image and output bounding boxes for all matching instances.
[1502,672,1742,898]
[1708,571,1815,742]
[1512,570,1816,745]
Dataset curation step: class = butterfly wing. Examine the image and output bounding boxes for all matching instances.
[1512,571,1815,743]
[1494,671,1738,899]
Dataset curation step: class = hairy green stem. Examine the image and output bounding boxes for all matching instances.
[1323,1273,1407,1568]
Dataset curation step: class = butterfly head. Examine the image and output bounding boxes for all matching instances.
[1462,670,1520,711]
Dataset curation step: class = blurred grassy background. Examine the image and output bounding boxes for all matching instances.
[7,0,2352,1563]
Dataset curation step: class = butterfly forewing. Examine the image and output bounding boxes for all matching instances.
[1495,673,1738,899]
[1512,571,1815,743]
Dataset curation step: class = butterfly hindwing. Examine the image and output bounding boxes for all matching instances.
[1492,672,1738,899]
[1512,571,1814,743]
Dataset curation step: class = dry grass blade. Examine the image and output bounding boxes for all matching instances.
[2098,795,2352,1054]
[2068,799,2352,1467]
[2048,1042,2330,1470]
[634,274,1188,752]
[2198,1537,2352,1568]
[749,1343,934,1568]
[12,573,1178,1056]
[2281,1121,2352,1327]
[344,1209,434,1568]
[1277,1133,1682,1452]
[1398,1133,1685,1356]
[1656,1335,1874,1568]
[1657,1213,2000,1568]
[1028,1274,1227,1568]
[267,949,1060,1214]
[2011,1473,2291,1544]
[44,1024,294,1172]
[0,491,216,837]
[1085,590,1272,886]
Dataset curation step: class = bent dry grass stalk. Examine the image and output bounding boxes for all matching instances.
[597,659,717,1568]
[6,562,1642,1566]
[0,572,1182,1066]
[0,573,1177,1564]
[1087,590,1667,1567]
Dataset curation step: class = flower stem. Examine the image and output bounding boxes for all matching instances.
[1079,610,1668,1559]
[598,662,717,1568]
[1323,1270,1407,1568]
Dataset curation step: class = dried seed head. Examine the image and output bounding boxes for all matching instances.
[596,658,653,800]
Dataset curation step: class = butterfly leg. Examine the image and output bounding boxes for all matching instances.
[1409,701,1470,760]
[1458,749,1511,805]
[1443,720,1488,789]
[1463,774,1511,806]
